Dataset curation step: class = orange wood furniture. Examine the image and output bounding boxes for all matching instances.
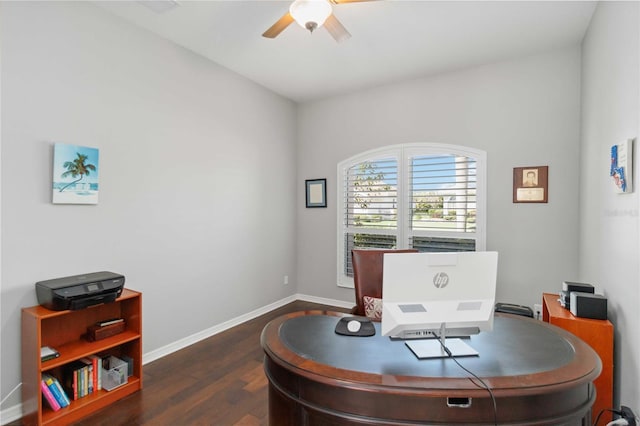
[22,289,142,426]
[542,292,613,423]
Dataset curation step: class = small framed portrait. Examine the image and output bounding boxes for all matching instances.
[513,166,548,203]
[305,178,327,208]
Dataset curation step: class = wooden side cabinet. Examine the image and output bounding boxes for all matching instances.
[21,289,142,426]
[542,292,613,423]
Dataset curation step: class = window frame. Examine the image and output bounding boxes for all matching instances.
[336,143,487,288]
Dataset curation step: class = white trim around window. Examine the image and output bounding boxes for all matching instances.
[337,143,487,288]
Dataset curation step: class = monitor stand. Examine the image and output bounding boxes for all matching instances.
[405,324,479,359]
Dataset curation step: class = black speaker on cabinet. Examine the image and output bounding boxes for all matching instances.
[570,292,607,320]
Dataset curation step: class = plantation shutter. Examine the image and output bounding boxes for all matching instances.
[343,158,398,277]
[337,144,485,288]
[408,154,477,252]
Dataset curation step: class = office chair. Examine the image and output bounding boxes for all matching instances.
[351,248,418,320]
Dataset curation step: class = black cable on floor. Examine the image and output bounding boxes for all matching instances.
[593,408,622,426]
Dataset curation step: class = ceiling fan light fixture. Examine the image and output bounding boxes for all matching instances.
[289,0,333,33]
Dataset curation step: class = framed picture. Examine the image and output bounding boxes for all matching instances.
[610,139,633,194]
[306,178,327,208]
[513,166,548,203]
[52,143,100,205]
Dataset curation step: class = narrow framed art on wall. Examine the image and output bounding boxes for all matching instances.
[305,178,327,208]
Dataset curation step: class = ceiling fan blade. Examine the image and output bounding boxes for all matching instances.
[262,12,295,39]
[324,14,351,43]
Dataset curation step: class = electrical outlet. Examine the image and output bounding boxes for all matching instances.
[620,406,637,426]
[284,275,289,285]
[533,304,542,320]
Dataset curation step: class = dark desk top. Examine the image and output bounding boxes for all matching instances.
[280,314,573,378]
[262,311,601,393]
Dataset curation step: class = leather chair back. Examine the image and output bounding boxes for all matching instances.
[351,249,418,317]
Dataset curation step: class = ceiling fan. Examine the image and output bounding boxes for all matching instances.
[262,0,372,43]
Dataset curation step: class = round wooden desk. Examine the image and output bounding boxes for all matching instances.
[261,311,601,425]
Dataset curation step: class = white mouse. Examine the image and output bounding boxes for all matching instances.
[347,320,361,333]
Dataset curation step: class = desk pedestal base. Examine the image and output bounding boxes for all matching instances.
[265,357,594,426]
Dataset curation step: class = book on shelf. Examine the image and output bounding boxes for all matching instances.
[86,355,102,391]
[42,374,69,408]
[97,318,124,327]
[40,379,61,412]
[40,346,60,362]
[78,362,88,397]
[51,376,71,407]
[79,358,94,394]
[120,354,134,377]
[62,361,88,400]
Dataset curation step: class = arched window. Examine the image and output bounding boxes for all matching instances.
[337,143,487,288]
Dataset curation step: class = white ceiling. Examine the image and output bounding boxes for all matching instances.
[95,0,597,103]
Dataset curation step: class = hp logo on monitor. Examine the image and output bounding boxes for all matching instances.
[433,272,449,288]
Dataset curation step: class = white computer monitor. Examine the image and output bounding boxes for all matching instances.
[381,251,498,357]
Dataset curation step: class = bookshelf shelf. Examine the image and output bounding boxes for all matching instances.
[40,377,141,425]
[41,331,141,371]
[22,289,143,426]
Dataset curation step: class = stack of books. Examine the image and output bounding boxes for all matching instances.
[41,354,111,411]
[62,355,102,400]
[40,374,70,412]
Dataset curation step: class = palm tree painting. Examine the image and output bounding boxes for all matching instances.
[52,143,100,204]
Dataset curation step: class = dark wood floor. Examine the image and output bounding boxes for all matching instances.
[11,300,348,426]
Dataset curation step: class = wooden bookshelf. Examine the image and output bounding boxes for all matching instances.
[22,289,142,426]
[542,292,613,423]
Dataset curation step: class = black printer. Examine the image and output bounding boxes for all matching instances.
[36,271,125,311]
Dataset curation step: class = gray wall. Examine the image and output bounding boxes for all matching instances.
[296,48,582,309]
[1,2,297,409]
[580,1,639,409]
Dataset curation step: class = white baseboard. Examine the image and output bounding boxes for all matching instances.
[0,402,22,425]
[142,294,298,364]
[0,294,352,425]
[143,293,352,364]
[295,293,354,309]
